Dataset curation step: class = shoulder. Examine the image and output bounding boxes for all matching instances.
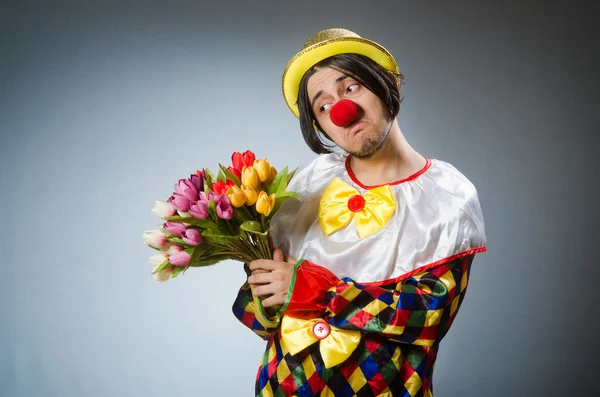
[424,158,481,209]
[287,151,348,195]
[424,158,486,246]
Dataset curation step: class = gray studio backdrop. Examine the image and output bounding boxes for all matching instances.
[0,1,596,397]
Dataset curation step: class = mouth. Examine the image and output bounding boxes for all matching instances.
[347,119,366,136]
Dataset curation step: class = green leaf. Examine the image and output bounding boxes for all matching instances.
[192,254,237,267]
[277,191,301,200]
[208,198,216,219]
[267,166,288,196]
[217,168,226,182]
[286,167,297,185]
[188,243,214,267]
[219,163,242,186]
[152,259,171,274]
[169,237,186,245]
[170,266,184,278]
[240,221,267,236]
[232,207,252,223]
[204,168,216,191]
[201,228,240,244]
[162,215,185,222]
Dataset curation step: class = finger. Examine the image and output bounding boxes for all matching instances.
[261,294,284,308]
[252,284,278,297]
[248,272,273,285]
[252,269,269,275]
[273,249,284,262]
[248,259,279,271]
[284,254,297,264]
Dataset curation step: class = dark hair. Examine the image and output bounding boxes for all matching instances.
[297,53,406,154]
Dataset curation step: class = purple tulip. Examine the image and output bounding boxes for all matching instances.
[181,228,203,246]
[189,173,205,193]
[189,200,209,219]
[174,179,199,201]
[168,193,191,212]
[215,194,233,220]
[168,251,191,266]
[163,221,187,237]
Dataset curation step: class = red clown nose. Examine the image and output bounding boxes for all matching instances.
[329,99,359,127]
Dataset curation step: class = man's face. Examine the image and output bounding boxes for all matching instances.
[306,66,392,159]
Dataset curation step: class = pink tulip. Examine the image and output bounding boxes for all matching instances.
[168,251,191,266]
[207,191,218,201]
[142,230,167,249]
[198,191,210,204]
[189,200,209,219]
[163,221,187,237]
[168,193,191,212]
[181,228,203,246]
[174,179,198,201]
[215,194,233,220]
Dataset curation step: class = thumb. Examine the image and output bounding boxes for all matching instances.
[273,248,284,262]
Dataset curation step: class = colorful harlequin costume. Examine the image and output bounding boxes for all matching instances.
[232,29,487,397]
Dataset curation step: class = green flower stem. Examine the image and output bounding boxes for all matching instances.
[231,235,260,260]
[265,236,273,259]
[260,235,268,260]
[210,241,249,260]
[241,205,254,220]
[260,214,267,232]
[241,233,262,259]
[234,235,261,261]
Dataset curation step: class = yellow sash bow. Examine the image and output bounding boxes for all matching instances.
[280,315,361,369]
[319,178,396,238]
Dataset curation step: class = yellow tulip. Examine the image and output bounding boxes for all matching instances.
[266,166,278,185]
[241,166,260,190]
[226,185,246,208]
[242,185,258,206]
[256,191,277,216]
[253,159,272,182]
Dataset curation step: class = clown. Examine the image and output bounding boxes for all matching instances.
[232,28,487,397]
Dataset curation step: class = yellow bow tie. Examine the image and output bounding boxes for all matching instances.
[280,315,361,369]
[319,178,396,239]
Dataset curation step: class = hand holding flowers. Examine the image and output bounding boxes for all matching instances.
[142,150,299,283]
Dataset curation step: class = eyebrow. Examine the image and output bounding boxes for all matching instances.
[311,74,349,108]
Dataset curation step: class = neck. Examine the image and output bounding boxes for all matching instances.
[349,120,426,186]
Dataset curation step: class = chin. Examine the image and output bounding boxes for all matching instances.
[351,134,386,159]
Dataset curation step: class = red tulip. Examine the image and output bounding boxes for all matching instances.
[228,166,241,179]
[231,150,256,172]
[212,180,235,195]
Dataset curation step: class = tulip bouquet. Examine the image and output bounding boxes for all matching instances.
[142,150,299,283]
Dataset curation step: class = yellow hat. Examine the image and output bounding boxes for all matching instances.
[282,28,400,118]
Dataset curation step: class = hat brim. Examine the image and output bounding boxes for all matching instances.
[282,37,399,119]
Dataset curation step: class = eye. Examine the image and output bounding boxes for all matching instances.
[319,103,332,113]
[346,84,359,93]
